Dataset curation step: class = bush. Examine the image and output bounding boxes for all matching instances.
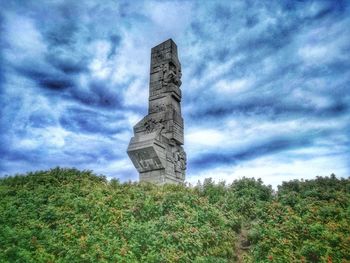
[0,168,236,262]
[0,169,349,262]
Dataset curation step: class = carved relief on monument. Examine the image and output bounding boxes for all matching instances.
[154,50,165,64]
[149,102,166,114]
[165,146,186,178]
[162,62,182,87]
[144,118,164,134]
[144,119,157,133]
[135,148,162,171]
[173,147,186,173]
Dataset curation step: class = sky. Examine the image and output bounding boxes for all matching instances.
[0,0,349,187]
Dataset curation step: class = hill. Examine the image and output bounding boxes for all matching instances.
[0,168,349,262]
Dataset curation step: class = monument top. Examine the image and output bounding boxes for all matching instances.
[150,39,180,75]
[151,38,177,51]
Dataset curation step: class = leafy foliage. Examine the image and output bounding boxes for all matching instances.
[0,168,236,262]
[248,175,350,262]
[0,168,349,262]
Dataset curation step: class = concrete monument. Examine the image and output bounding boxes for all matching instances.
[127,39,186,184]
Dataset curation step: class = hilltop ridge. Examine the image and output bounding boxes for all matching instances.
[0,168,349,262]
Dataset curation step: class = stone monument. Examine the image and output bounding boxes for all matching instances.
[127,39,186,184]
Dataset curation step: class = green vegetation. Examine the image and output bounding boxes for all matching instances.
[0,168,349,262]
[248,175,350,263]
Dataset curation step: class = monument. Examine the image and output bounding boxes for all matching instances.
[127,39,186,184]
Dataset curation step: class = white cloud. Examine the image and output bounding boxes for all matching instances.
[124,111,144,127]
[4,13,47,60]
[214,78,252,94]
[298,45,328,63]
[42,126,70,148]
[109,29,149,85]
[187,153,348,189]
[186,128,226,148]
[89,40,113,79]
[12,126,70,151]
[94,158,137,181]
[296,16,350,65]
[143,1,193,39]
[123,78,148,107]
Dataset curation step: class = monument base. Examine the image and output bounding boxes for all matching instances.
[140,170,184,185]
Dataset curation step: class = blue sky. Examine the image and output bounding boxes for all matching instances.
[0,0,349,187]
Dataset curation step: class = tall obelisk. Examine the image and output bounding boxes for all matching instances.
[127,39,186,184]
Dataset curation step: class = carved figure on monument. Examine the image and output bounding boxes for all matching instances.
[144,119,157,133]
[174,147,186,174]
[179,150,187,170]
[162,62,182,87]
[127,39,186,184]
[149,103,166,114]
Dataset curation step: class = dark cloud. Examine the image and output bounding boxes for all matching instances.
[281,0,347,19]
[14,65,74,90]
[3,147,46,164]
[63,147,122,163]
[108,35,121,59]
[29,111,56,128]
[89,80,122,108]
[46,53,88,74]
[245,14,259,28]
[190,132,326,170]
[69,80,123,108]
[0,13,4,90]
[213,4,232,22]
[59,107,126,135]
[3,0,124,105]
[13,59,122,108]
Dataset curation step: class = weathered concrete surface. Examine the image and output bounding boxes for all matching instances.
[127,39,186,184]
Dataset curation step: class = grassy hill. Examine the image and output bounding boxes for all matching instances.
[0,168,349,262]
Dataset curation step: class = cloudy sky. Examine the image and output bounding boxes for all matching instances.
[1,0,349,187]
